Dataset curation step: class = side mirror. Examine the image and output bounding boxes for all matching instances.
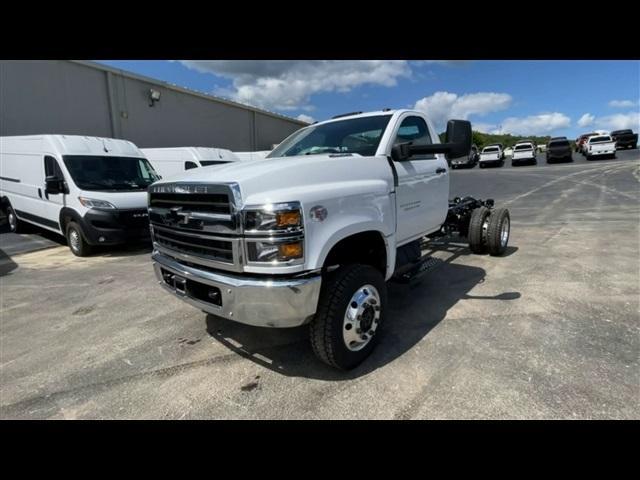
[391,142,412,162]
[444,119,472,159]
[406,119,473,160]
[45,176,64,195]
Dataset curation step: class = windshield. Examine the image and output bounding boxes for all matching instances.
[483,147,499,153]
[63,155,161,191]
[268,115,392,158]
[590,136,611,143]
[549,140,570,148]
[515,144,532,151]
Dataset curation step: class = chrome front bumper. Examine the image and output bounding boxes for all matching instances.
[152,251,322,328]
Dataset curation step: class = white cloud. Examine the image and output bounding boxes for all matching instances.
[296,114,315,124]
[472,123,500,134]
[608,99,638,108]
[577,113,595,128]
[499,113,571,136]
[413,91,512,131]
[179,60,411,111]
[594,111,640,131]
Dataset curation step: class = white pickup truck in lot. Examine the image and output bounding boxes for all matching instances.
[511,141,537,166]
[479,145,504,168]
[585,135,617,160]
[149,110,511,369]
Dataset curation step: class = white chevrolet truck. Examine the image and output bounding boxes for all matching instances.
[149,110,511,369]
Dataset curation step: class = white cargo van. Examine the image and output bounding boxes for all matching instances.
[141,147,240,179]
[0,135,159,256]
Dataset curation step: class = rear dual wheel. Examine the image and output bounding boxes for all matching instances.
[468,207,510,256]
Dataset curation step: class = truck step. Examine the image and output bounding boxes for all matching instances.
[391,256,444,284]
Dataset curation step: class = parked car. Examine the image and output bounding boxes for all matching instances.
[478,145,504,168]
[576,132,597,153]
[148,109,512,369]
[585,135,617,160]
[511,141,537,166]
[451,144,479,169]
[141,147,240,178]
[0,135,158,256]
[610,129,638,150]
[546,138,573,163]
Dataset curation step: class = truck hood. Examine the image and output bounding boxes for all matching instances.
[150,154,394,206]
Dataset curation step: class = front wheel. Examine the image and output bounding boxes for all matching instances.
[310,264,387,370]
[66,221,93,257]
[6,205,25,233]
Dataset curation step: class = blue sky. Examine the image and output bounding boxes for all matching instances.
[98,60,639,137]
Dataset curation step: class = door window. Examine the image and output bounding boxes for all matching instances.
[44,155,64,178]
[394,116,434,159]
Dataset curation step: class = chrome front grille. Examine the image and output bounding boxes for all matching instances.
[148,182,242,272]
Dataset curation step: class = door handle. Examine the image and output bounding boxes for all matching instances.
[38,188,43,198]
[436,167,447,174]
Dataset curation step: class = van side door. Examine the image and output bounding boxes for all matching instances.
[41,155,67,233]
[390,114,449,243]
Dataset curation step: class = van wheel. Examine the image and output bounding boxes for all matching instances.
[486,208,510,256]
[6,206,24,233]
[66,221,92,257]
[310,264,387,370]
[468,206,490,254]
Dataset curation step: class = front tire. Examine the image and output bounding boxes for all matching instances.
[310,264,387,370]
[66,221,93,257]
[6,205,24,233]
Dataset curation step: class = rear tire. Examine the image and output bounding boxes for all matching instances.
[486,208,510,256]
[310,264,387,370]
[468,206,490,254]
[66,221,93,257]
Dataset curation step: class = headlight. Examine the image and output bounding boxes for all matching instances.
[243,202,303,233]
[246,239,304,263]
[78,197,116,209]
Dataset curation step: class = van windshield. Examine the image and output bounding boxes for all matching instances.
[268,115,392,158]
[63,155,161,191]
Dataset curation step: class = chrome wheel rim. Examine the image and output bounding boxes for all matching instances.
[69,229,80,252]
[501,217,510,247]
[343,284,381,352]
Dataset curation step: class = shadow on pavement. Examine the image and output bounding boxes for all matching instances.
[0,248,18,277]
[205,257,521,380]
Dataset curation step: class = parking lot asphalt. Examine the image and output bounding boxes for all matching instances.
[1,149,639,419]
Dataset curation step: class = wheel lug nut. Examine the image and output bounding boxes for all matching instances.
[369,330,374,335]
[369,299,377,305]
[356,328,362,334]
[351,301,358,308]
[361,335,368,341]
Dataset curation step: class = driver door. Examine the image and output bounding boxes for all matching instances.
[392,115,449,243]
[42,155,67,233]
